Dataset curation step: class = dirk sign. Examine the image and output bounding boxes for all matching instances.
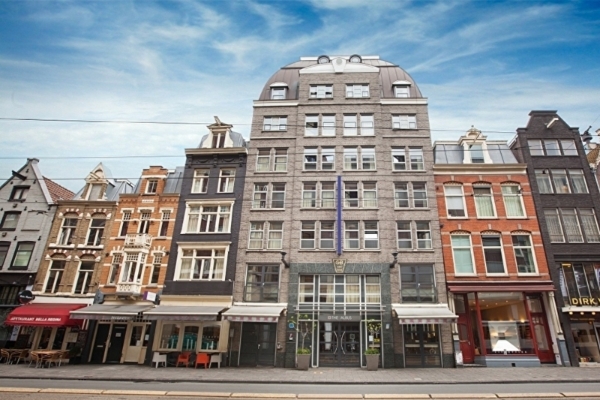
[570,297,600,306]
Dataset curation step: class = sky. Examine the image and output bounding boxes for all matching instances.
[0,0,599,192]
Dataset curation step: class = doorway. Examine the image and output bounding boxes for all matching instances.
[91,324,110,363]
[454,294,474,363]
[527,295,555,363]
[318,322,361,367]
[239,323,277,366]
[106,324,127,363]
[403,324,441,367]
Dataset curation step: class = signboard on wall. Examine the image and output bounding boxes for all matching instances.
[318,313,360,322]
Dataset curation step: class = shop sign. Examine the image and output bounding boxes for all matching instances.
[318,313,360,322]
[332,258,347,273]
[570,297,600,306]
[8,316,63,323]
[18,290,35,304]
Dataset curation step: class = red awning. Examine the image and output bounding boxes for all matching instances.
[5,303,87,327]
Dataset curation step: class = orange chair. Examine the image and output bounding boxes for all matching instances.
[194,352,210,369]
[176,351,191,367]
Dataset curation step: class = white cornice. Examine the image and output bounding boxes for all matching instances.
[185,147,248,155]
[380,98,428,105]
[254,101,299,107]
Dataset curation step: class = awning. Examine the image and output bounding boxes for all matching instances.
[144,306,226,321]
[223,305,286,323]
[70,304,154,320]
[447,282,555,292]
[392,304,457,324]
[6,303,87,327]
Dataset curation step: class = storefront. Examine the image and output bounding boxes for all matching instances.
[5,301,88,353]
[70,302,154,364]
[448,283,557,367]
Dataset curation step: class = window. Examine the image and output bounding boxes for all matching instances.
[392,115,417,129]
[364,221,379,249]
[530,139,579,156]
[44,259,65,294]
[344,182,359,208]
[512,235,536,274]
[501,185,525,217]
[413,183,428,208]
[185,203,232,233]
[546,208,600,243]
[73,260,95,294]
[108,254,122,285]
[87,184,102,200]
[252,183,285,209]
[58,217,80,247]
[568,170,588,193]
[303,149,317,170]
[320,221,335,249]
[535,170,552,193]
[192,169,209,193]
[363,182,377,208]
[451,235,474,274]
[177,247,226,281]
[138,211,151,234]
[394,85,410,98]
[321,182,335,208]
[561,140,578,155]
[343,115,357,136]
[217,169,235,193]
[159,211,170,237]
[392,149,406,170]
[0,212,20,230]
[9,186,29,201]
[344,147,375,171]
[212,133,225,148]
[561,263,600,305]
[344,221,360,249]
[552,169,570,193]
[395,183,409,208]
[401,265,435,303]
[445,185,466,217]
[309,84,333,99]
[252,184,268,209]
[249,221,283,250]
[120,253,146,283]
[302,183,317,208]
[119,211,131,237]
[416,222,432,249]
[545,140,560,156]
[397,222,412,249]
[146,180,158,194]
[346,84,369,98]
[396,182,428,208]
[321,148,335,170]
[301,221,316,249]
[474,185,496,218]
[272,183,285,208]
[322,115,336,136]
[303,275,381,305]
[528,140,544,156]
[360,114,374,136]
[267,222,283,249]
[409,148,424,170]
[11,242,34,269]
[263,116,287,131]
[86,217,105,246]
[248,222,264,249]
[244,265,279,302]
[392,148,424,171]
[305,115,318,136]
[344,221,379,250]
[150,254,162,285]
[469,144,485,163]
[0,242,9,268]
[482,235,505,274]
[256,149,287,172]
[271,87,286,100]
[534,169,587,194]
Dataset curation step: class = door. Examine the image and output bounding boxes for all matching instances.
[106,324,127,363]
[239,323,277,366]
[527,295,555,363]
[318,322,361,367]
[403,324,441,367]
[454,294,475,363]
[91,324,110,364]
[124,324,151,363]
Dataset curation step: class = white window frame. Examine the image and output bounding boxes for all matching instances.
[451,234,475,275]
[346,84,369,98]
[138,210,151,234]
[568,169,588,194]
[473,184,497,218]
[248,221,264,249]
[271,87,286,100]
[321,182,335,208]
[392,115,417,129]
[392,149,406,171]
[304,149,318,171]
[363,221,379,249]
[192,169,210,193]
[256,149,271,172]
[580,209,600,243]
[344,182,359,208]
[361,148,376,170]
[362,182,378,208]
[394,182,409,208]
[409,148,424,171]
[107,253,122,285]
[252,183,268,209]
[271,183,286,209]
[344,221,360,250]
[73,259,95,294]
[359,114,374,136]
[482,234,506,275]
[444,185,467,218]
[412,182,428,208]
[217,168,235,193]
[301,221,316,249]
[58,216,78,245]
[397,221,412,249]
[344,148,358,170]
[309,84,333,99]
[302,182,317,208]
[158,210,171,237]
[501,184,526,218]
[183,202,233,234]
[274,149,287,172]
[263,116,287,131]
[394,85,410,98]
[321,148,335,170]
[305,115,318,136]
[319,221,335,249]
[322,115,336,136]
[512,234,538,275]
[343,115,357,136]
[175,245,228,281]
[416,221,432,250]
[146,179,158,194]
[267,221,283,249]
[561,140,578,155]
[44,258,65,293]
[86,217,105,246]
[544,209,565,243]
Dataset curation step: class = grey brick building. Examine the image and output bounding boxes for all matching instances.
[230,55,454,369]
[511,111,600,366]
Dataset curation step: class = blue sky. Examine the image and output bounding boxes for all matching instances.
[1,0,599,191]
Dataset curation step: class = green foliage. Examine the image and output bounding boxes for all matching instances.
[297,347,311,355]
[364,347,380,355]
[289,313,316,352]
[366,319,381,335]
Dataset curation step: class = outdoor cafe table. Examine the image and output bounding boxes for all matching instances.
[30,350,65,367]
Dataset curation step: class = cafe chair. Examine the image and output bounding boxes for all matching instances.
[176,351,191,367]
[13,349,29,365]
[152,352,167,368]
[209,353,222,369]
[194,352,210,369]
[0,349,10,364]
[29,352,40,368]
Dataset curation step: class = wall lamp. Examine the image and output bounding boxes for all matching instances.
[389,252,398,269]
[280,252,290,268]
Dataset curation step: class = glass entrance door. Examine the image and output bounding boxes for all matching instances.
[403,324,441,367]
[318,322,361,367]
[239,323,277,366]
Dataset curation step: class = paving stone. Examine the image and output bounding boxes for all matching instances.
[364,395,430,399]
[166,391,231,397]
[430,394,497,399]
[102,389,168,395]
[231,394,296,398]
[0,387,41,393]
[562,393,600,398]
[40,388,104,394]
[496,394,563,398]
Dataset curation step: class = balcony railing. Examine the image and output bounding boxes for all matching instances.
[116,282,142,295]
[124,234,152,249]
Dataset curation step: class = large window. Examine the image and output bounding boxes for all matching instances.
[529,139,578,156]
[444,185,466,217]
[44,258,65,294]
[73,260,95,294]
[0,212,20,231]
[177,247,226,281]
[299,275,381,306]
[474,185,496,218]
[120,253,146,283]
[560,263,600,305]
[0,242,9,268]
[397,221,432,250]
[401,265,435,303]
[344,147,375,171]
[344,221,379,250]
[309,85,333,99]
[392,148,424,171]
[301,182,335,209]
[11,242,34,269]
[359,114,374,136]
[394,182,428,208]
[346,84,369,98]
[512,234,536,274]
[184,203,232,233]
[9,186,29,201]
[57,216,78,245]
[263,116,287,131]
[86,217,105,246]
[244,265,279,302]
[343,114,357,136]
[501,185,525,217]
[482,234,505,274]
[544,208,600,243]
[451,235,474,274]
[392,115,417,129]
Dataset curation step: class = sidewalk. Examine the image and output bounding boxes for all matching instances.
[0,363,598,384]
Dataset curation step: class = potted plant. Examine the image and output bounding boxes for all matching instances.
[365,320,381,371]
[289,313,314,370]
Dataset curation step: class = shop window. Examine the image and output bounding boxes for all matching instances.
[183,326,199,351]
[244,265,279,302]
[571,322,600,363]
[159,323,180,349]
[400,265,435,303]
[201,326,220,350]
[560,263,600,304]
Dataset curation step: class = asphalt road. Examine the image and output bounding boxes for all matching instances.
[3,378,600,398]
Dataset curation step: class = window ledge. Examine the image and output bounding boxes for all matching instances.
[342,170,378,173]
[298,249,336,252]
[447,217,469,220]
[517,273,540,277]
[0,228,16,232]
[476,217,499,220]
[48,243,76,249]
[485,273,509,277]
[392,170,426,173]
[342,134,375,137]
[299,208,336,211]
[454,273,478,277]
[303,135,336,138]
[301,170,336,173]
[395,208,430,211]
[342,249,382,252]
[246,249,284,253]
[261,130,288,133]
[505,217,529,219]
[254,171,288,174]
[77,245,104,249]
[250,208,286,212]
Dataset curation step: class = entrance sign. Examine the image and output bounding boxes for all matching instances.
[318,313,360,322]
[333,258,347,274]
[18,290,35,304]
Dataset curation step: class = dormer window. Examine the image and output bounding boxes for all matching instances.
[392,80,411,98]
[349,54,362,63]
[270,82,288,100]
[146,179,158,194]
[469,144,485,163]
[87,184,102,200]
[212,133,226,148]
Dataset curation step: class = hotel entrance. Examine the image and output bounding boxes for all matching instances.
[318,322,361,367]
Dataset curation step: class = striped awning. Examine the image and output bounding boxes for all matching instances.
[70,304,154,320]
[392,304,457,324]
[223,305,286,323]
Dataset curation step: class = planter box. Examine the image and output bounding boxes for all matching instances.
[365,354,379,371]
[296,353,310,370]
